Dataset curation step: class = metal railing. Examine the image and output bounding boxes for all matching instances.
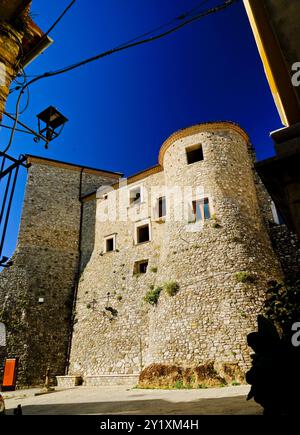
[0,152,29,267]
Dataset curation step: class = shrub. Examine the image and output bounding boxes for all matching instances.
[150,267,158,273]
[235,272,257,284]
[164,281,180,297]
[173,380,184,389]
[264,278,300,334]
[116,295,123,302]
[138,363,226,389]
[144,287,163,305]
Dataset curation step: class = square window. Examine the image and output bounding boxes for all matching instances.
[133,260,149,275]
[104,235,116,253]
[129,186,142,206]
[192,198,211,222]
[186,144,204,165]
[137,224,150,244]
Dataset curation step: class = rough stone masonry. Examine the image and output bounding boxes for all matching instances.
[0,21,24,121]
[0,122,299,386]
[0,156,121,385]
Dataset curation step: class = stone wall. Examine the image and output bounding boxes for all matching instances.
[0,157,119,386]
[0,22,23,120]
[81,199,97,272]
[2,123,297,387]
[69,123,284,380]
[269,224,300,279]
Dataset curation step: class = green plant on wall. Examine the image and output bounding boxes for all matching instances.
[144,287,163,305]
[164,281,180,296]
[211,213,222,228]
[235,272,257,284]
[150,267,158,273]
[264,278,300,335]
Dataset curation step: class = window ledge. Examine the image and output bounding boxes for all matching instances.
[154,217,166,223]
[127,201,146,209]
[134,240,151,246]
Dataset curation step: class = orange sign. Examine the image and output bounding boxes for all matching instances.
[2,358,18,391]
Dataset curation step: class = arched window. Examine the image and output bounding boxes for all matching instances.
[0,322,6,347]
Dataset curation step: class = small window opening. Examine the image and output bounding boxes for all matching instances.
[186,144,204,165]
[271,202,285,225]
[158,196,166,218]
[134,260,149,275]
[192,198,211,222]
[106,237,115,252]
[137,224,150,244]
[130,187,141,205]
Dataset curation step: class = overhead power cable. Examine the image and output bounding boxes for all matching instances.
[115,0,213,50]
[2,0,239,153]
[23,0,77,65]
[36,0,239,78]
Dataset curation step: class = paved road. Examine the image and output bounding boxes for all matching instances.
[3,385,262,415]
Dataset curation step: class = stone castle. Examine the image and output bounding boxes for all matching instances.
[0,121,299,387]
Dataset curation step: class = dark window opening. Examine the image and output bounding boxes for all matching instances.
[186,145,204,165]
[277,212,285,225]
[106,237,114,252]
[158,196,166,218]
[137,224,150,244]
[134,260,149,274]
[130,187,141,205]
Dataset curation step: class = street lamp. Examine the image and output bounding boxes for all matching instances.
[36,106,68,148]
[3,106,68,149]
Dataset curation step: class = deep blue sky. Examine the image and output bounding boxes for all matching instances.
[1,0,282,259]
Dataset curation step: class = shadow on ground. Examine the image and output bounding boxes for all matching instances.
[7,395,262,415]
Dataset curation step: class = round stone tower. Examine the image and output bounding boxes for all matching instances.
[146,122,283,371]
[68,122,285,386]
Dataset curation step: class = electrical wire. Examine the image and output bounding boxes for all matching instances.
[2,2,76,147]
[6,69,30,115]
[23,0,77,66]
[43,0,76,38]
[25,0,239,80]
[115,0,213,50]
[17,0,235,79]
[2,0,239,153]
